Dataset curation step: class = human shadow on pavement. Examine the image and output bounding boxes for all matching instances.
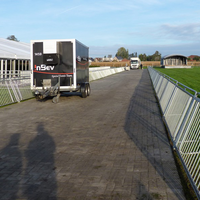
[23,123,57,200]
[0,133,22,200]
[124,70,185,199]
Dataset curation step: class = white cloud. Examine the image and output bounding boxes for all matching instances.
[127,22,200,45]
[55,5,82,16]
[159,23,200,42]
[138,0,162,5]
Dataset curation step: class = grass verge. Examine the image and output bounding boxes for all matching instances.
[154,66,200,92]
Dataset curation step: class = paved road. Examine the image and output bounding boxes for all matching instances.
[0,69,185,200]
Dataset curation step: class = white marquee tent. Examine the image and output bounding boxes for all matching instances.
[0,38,30,78]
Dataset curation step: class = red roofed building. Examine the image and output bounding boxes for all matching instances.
[188,55,200,61]
[121,58,130,62]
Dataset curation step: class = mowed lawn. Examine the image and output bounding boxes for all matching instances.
[155,67,200,92]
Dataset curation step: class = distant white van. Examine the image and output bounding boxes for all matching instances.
[130,57,141,69]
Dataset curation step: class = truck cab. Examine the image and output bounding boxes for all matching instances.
[130,57,141,69]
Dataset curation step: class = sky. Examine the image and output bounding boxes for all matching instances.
[1,0,200,57]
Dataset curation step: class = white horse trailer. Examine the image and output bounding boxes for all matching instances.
[30,39,90,103]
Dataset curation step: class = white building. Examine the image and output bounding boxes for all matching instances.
[161,54,190,68]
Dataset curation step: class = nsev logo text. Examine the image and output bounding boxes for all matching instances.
[34,64,55,71]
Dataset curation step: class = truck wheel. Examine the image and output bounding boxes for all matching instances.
[81,84,87,98]
[86,83,91,96]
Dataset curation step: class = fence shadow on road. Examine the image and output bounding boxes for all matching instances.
[23,122,57,200]
[124,70,185,199]
[0,133,22,200]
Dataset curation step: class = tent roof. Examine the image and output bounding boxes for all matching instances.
[0,38,30,60]
[162,54,187,59]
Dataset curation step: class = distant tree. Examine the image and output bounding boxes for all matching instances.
[139,53,147,61]
[116,47,129,59]
[187,57,191,61]
[139,54,143,61]
[152,51,161,61]
[108,55,112,58]
[7,35,20,42]
[129,52,137,58]
[147,55,153,61]
[135,51,162,61]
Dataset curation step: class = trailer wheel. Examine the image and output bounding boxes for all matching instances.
[86,83,91,96]
[81,83,87,98]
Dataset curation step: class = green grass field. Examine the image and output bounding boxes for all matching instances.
[155,67,200,92]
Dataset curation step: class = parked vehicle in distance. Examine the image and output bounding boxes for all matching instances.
[130,57,141,69]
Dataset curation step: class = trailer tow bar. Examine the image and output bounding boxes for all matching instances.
[35,77,61,103]
[52,77,60,104]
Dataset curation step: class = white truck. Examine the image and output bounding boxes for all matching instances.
[130,57,141,69]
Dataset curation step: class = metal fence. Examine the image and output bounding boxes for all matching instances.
[148,67,200,199]
[0,74,34,107]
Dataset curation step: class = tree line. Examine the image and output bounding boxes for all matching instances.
[4,37,161,62]
[5,37,199,62]
[116,47,161,61]
[187,56,200,61]
[138,51,161,61]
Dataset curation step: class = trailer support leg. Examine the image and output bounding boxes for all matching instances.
[52,93,60,103]
[52,76,61,103]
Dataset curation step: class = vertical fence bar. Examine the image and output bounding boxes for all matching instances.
[173,97,193,140]
[175,100,198,147]
[5,81,14,103]
[163,86,178,117]
[10,79,20,102]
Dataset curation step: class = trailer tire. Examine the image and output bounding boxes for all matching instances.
[81,84,87,98]
[86,83,91,96]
